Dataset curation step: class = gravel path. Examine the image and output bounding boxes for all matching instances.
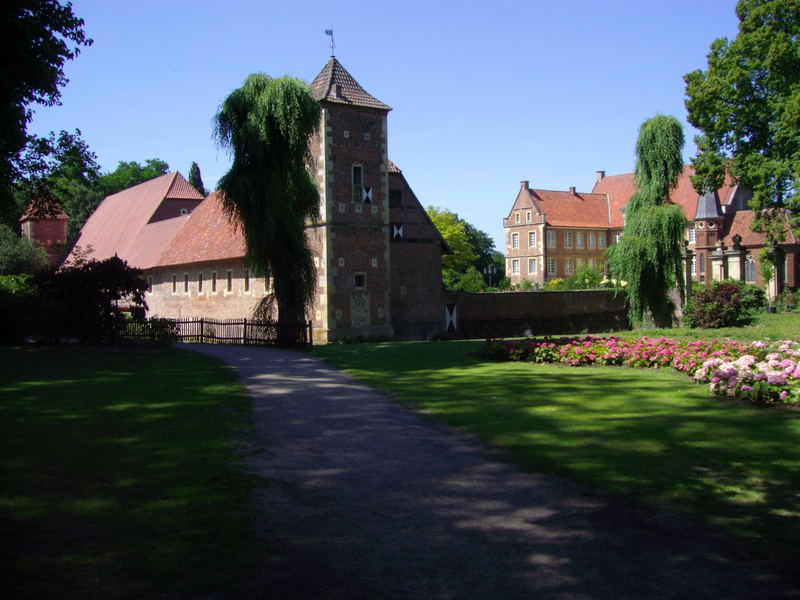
[186,344,798,600]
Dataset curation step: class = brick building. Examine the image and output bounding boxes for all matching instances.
[58,57,448,343]
[504,167,798,296]
[19,208,68,267]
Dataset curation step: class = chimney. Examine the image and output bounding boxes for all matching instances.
[520,180,529,190]
[596,170,606,183]
[569,186,576,195]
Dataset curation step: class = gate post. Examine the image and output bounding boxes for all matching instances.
[199,318,204,344]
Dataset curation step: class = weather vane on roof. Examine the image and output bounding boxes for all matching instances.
[325,29,336,57]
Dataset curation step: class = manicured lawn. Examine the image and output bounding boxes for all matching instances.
[315,338,800,563]
[0,346,260,600]
[628,310,800,342]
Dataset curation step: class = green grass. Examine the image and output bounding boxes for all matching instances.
[0,346,260,600]
[315,338,800,563]
[627,310,800,342]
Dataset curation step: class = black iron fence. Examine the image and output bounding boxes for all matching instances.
[119,318,313,348]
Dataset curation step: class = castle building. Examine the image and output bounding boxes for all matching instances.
[504,167,798,295]
[54,57,447,343]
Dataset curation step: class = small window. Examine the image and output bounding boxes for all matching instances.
[184,274,189,293]
[745,255,756,282]
[180,208,189,215]
[588,233,596,249]
[564,232,573,248]
[699,253,706,273]
[354,273,366,288]
[514,212,520,224]
[565,258,574,275]
[526,211,532,223]
[528,231,536,248]
[689,228,696,243]
[172,274,177,294]
[244,268,250,292]
[226,270,233,292]
[528,258,537,275]
[364,132,371,141]
[212,271,217,293]
[691,255,697,275]
[198,272,203,293]
[589,258,596,268]
[576,232,584,249]
[614,233,621,244]
[389,189,403,208]
[512,259,520,275]
[547,230,556,248]
[598,232,607,249]
[547,257,556,275]
[511,233,519,249]
[352,164,363,202]
[577,258,584,267]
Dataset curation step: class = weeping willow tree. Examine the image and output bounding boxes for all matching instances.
[214,74,320,345]
[607,114,687,327]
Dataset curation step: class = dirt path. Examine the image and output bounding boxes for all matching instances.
[186,344,797,600]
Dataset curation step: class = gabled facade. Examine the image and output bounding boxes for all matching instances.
[63,58,447,343]
[505,166,798,295]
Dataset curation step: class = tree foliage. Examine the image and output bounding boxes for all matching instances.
[426,206,504,290]
[0,0,92,228]
[684,0,800,241]
[214,74,320,344]
[97,159,170,196]
[607,115,687,327]
[188,161,208,196]
[0,224,49,275]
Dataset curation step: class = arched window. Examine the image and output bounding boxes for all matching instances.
[699,253,705,273]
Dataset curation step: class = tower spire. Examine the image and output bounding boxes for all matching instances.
[325,29,336,57]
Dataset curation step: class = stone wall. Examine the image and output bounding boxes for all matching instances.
[443,289,629,339]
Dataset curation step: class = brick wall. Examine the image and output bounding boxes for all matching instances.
[443,290,629,338]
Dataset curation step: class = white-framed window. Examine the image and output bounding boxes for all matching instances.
[511,232,519,249]
[211,271,217,293]
[198,272,204,293]
[547,257,556,275]
[514,212,520,224]
[588,232,596,249]
[691,255,697,275]
[528,258,537,275]
[598,232,607,249]
[589,258,596,268]
[576,232,584,249]
[565,258,574,275]
[547,230,556,248]
[564,232,573,248]
[614,233,621,244]
[745,255,756,282]
[689,228,696,243]
[226,270,233,292]
[528,231,537,248]
[526,211,532,223]
[512,259,520,274]
[577,258,584,267]
[352,164,363,202]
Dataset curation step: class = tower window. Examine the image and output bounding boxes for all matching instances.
[354,273,366,289]
[352,164,363,202]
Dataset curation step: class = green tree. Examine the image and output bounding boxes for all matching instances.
[188,161,208,196]
[97,159,170,196]
[607,115,687,327]
[214,74,320,346]
[0,224,49,274]
[426,206,476,273]
[684,0,800,243]
[0,0,92,228]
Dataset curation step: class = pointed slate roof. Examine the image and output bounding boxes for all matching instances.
[694,189,723,220]
[310,57,391,111]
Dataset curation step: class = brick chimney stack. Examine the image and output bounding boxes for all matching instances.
[520,180,529,190]
[596,170,606,183]
[569,186,576,195]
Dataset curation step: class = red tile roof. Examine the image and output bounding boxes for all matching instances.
[310,58,391,111]
[526,189,611,227]
[125,215,190,269]
[157,192,245,267]
[591,166,738,228]
[722,210,798,248]
[68,172,201,266]
[388,159,401,173]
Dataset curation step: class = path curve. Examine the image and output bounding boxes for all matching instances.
[186,344,797,600]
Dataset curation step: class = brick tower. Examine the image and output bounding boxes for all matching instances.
[693,189,724,283]
[307,57,394,342]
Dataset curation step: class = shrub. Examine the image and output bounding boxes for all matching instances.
[684,280,766,329]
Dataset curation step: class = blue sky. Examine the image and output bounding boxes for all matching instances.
[28,0,741,249]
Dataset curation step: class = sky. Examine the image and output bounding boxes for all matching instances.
[28,0,742,250]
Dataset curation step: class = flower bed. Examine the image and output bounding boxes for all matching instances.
[479,336,800,405]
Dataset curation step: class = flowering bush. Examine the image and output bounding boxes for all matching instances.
[683,280,766,328]
[479,335,800,405]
